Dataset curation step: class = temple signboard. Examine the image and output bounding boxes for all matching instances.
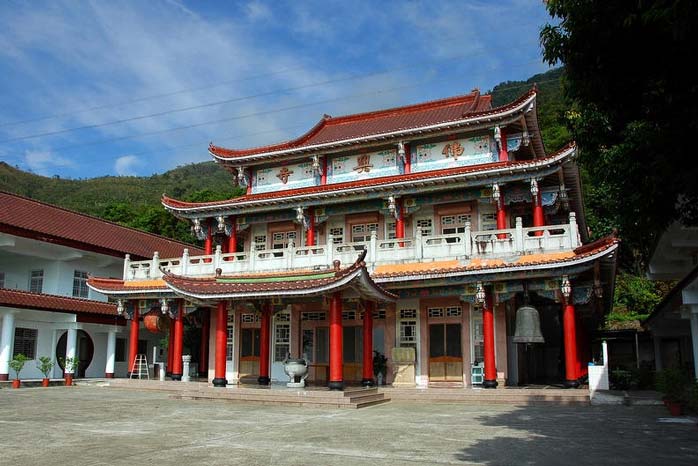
[411,136,496,173]
[328,148,399,183]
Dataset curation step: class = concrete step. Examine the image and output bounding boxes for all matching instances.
[381,388,590,405]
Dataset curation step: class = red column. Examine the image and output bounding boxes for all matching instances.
[306,207,315,247]
[361,301,375,386]
[321,156,328,185]
[227,216,237,261]
[395,198,405,247]
[532,187,545,237]
[328,292,344,390]
[171,302,184,380]
[199,309,210,377]
[482,293,498,388]
[563,297,580,388]
[204,221,213,262]
[166,317,175,375]
[213,301,228,387]
[127,303,139,377]
[496,191,508,239]
[498,127,508,162]
[403,142,411,174]
[258,301,271,385]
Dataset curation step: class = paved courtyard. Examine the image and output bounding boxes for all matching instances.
[1,386,696,465]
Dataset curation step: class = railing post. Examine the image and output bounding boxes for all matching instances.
[464,221,472,258]
[214,245,222,270]
[181,249,189,275]
[327,234,334,264]
[287,239,295,269]
[569,212,580,248]
[515,217,524,254]
[250,242,257,270]
[415,227,423,260]
[123,254,131,280]
[369,230,378,265]
[150,251,159,278]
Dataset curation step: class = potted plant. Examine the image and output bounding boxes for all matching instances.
[60,356,80,386]
[9,353,30,389]
[373,350,388,386]
[36,356,55,387]
[656,368,690,416]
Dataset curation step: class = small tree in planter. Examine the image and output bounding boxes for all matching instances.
[9,354,30,389]
[656,368,691,416]
[60,356,80,386]
[36,356,55,387]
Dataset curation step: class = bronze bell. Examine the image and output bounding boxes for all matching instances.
[513,305,545,343]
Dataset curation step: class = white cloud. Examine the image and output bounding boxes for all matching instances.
[24,149,74,175]
[245,1,272,21]
[114,155,142,176]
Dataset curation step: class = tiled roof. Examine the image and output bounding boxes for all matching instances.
[164,251,397,301]
[0,288,118,316]
[163,142,576,213]
[87,277,170,294]
[0,191,203,260]
[209,89,498,160]
[373,235,619,280]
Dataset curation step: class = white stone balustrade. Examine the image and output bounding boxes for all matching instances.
[125,213,582,281]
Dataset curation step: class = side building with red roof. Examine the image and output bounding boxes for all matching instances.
[89,88,618,390]
[0,191,202,381]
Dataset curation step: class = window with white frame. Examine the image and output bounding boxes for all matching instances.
[72,270,89,298]
[479,204,497,231]
[13,328,37,359]
[226,311,235,361]
[471,309,484,364]
[446,306,463,317]
[253,235,267,250]
[272,231,296,249]
[415,217,433,236]
[273,312,290,361]
[440,214,471,235]
[386,221,396,240]
[350,223,378,242]
[329,227,344,244]
[398,308,418,349]
[428,307,444,318]
[29,270,43,293]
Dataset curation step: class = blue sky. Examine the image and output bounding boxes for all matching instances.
[0,0,554,179]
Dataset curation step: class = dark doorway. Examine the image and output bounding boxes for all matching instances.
[429,323,463,381]
[56,330,94,378]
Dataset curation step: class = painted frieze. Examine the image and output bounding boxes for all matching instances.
[411,135,496,173]
[327,148,399,183]
[252,160,317,194]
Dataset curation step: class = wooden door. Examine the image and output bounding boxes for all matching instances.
[429,323,463,382]
[239,328,260,381]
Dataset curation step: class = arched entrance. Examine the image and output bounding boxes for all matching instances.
[56,330,94,378]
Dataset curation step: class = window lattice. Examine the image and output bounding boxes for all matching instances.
[29,270,43,293]
[416,218,433,236]
[253,235,267,250]
[329,227,344,244]
[446,306,463,317]
[428,307,444,318]
[274,312,290,322]
[274,323,290,361]
[301,312,327,321]
[241,313,260,323]
[400,309,417,319]
[72,270,89,298]
[342,310,357,321]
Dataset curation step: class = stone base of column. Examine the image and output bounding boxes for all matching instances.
[165,371,172,377]
[361,378,375,387]
[328,380,344,391]
[171,373,182,381]
[483,379,498,389]
[257,375,270,385]
[105,373,114,379]
[563,379,580,389]
[0,373,8,381]
[212,377,227,387]
[126,372,132,378]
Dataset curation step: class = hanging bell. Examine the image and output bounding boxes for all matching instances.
[513,305,545,343]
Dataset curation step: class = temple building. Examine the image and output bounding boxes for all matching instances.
[88,87,618,389]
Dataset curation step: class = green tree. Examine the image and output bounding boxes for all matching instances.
[541,1,698,269]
